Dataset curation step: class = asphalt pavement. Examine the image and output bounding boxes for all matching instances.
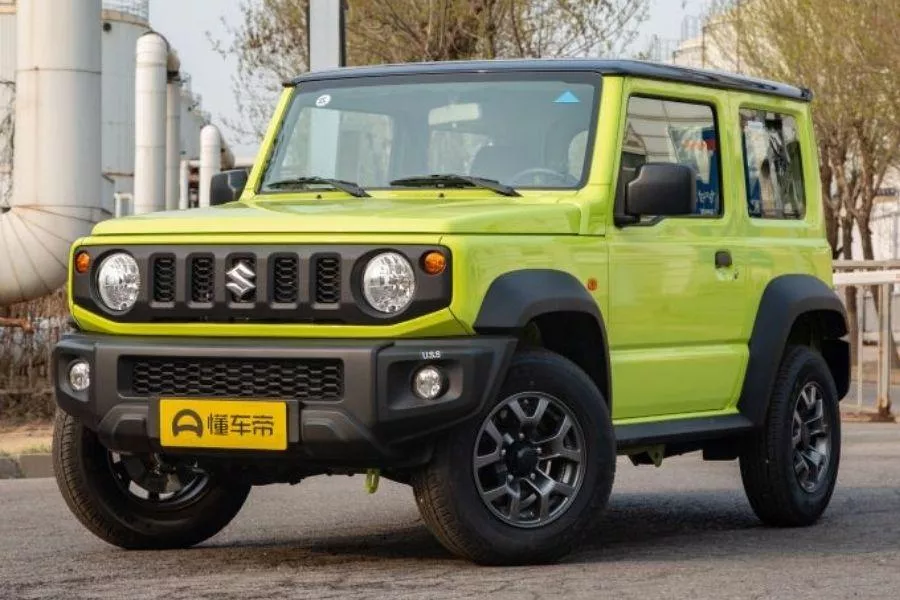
[1,423,899,600]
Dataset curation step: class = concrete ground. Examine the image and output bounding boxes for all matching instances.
[0,423,898,600]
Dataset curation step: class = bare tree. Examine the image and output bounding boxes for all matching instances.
[707,0,900,415]
[211,0,649,143]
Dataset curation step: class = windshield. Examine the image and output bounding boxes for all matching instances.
[260,72,600,193]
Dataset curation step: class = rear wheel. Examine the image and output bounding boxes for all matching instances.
[53,410,250,549]
[739,346,841,526]
[413,350,615,565]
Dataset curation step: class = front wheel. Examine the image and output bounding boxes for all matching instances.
[52,410,251,549]
[412,350,616,565]
[739,346,841,526]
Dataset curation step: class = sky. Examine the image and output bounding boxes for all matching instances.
[148,0,711,156]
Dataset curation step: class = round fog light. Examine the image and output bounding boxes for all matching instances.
[413,366,445,400]
[68,360,91,392]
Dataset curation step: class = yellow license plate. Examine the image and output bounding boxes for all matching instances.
[159,399,288,451]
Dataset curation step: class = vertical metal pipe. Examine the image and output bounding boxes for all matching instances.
[199,125,221,208]
[165,77,181,211]
[857,286,864,411]
[877,284,891,413]
[178,159,190,210]
[308,0,345,71]
[0,0,103,304]
[133,32,167,215]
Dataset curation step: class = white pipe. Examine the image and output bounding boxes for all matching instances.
[199,124,221,208]
[178,158,190,210]
[165,76,181,211]
[133,32,167,215]
[0,0,103,305]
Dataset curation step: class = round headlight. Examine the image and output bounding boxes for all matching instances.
[96,252,140,311]
[362,252,416,314]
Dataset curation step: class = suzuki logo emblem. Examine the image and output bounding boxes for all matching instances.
[226,261,256,301]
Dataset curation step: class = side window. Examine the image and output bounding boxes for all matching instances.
[618,96,722,215]
[740,109,805,219]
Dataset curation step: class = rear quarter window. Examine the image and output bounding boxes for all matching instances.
[740,109,806,219]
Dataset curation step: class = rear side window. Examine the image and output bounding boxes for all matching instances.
[618,96,722,216]
[740,109,806,219]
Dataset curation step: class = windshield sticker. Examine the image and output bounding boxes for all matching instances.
[554,90,580,104]
[315,94,332,108]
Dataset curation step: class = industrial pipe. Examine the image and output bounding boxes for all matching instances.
[178,158,190,210]
[165,50,181,212]
[0,0,104,305]
[199,124,222,208]
[133,31,167,215]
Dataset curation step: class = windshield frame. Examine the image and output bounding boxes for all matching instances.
[256,70,603,195]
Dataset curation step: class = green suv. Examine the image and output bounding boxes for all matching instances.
[52,59,849,565]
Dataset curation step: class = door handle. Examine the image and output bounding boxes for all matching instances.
[714,250,732,268]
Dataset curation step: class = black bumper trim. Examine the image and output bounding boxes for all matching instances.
[54,333,516,467]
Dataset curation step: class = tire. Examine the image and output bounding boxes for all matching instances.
[739,345,841,527]
[52,410,251,549]
[412,349,616,565]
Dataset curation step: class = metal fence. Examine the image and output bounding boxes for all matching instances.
[833,260,900,416]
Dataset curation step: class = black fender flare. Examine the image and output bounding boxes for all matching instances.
[473,269,611,402]
[738,274,849,425]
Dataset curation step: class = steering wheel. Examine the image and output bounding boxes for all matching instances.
[508,167,578,187]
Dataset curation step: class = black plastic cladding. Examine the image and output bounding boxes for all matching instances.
[73,245,452,325]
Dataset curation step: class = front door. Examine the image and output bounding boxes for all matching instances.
[607,86,749,420]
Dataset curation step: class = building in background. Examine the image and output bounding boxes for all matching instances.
[0,0,218,208]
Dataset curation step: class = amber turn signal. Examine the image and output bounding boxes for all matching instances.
[74,251,91,274]
[422,251,447,275]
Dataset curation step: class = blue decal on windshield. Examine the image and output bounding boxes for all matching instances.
[554,91,580,104]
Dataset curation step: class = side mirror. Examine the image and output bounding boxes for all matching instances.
[210,169,249,206]
[623,163,696,220]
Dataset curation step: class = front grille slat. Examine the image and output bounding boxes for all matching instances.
[129,357,343,402]
[272,256,299,304]
[314,255,341,304]
[190,255,215,304]
[152,255,175,303]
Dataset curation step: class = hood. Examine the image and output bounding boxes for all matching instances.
[90,195,583,236]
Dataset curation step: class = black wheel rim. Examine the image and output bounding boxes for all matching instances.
[107,451,210,511]
[472,392,586,528]
[792,381,832,493]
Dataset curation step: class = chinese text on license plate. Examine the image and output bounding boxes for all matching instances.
[159,399,288,451]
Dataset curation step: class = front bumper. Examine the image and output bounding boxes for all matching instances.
[54,333,516,467]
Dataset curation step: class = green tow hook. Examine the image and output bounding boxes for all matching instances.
[365,469,381,494]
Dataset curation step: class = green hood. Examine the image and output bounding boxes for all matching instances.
[90,196,583,236]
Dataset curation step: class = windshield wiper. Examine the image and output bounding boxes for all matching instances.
[389,174,520,197]
[265,176,370,198]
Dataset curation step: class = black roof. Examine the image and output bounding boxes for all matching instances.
[288,58,811,102]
